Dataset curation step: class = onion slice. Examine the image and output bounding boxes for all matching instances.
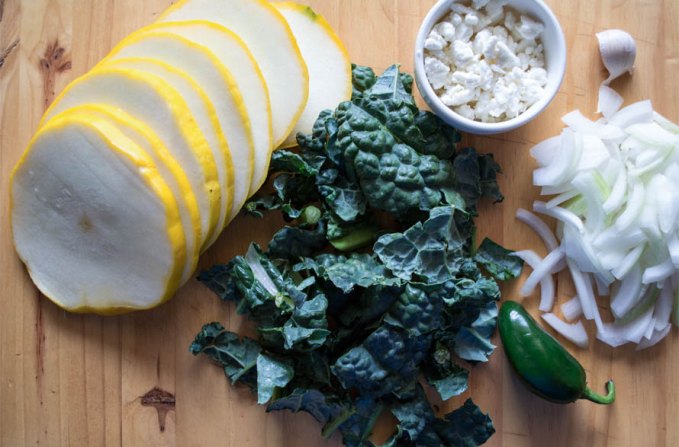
[560,296,583,322]
[541,313,589,348]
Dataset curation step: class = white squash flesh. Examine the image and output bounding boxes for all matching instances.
[100,31,252,224]
[64,103,202,284]
[147,21,273,195]
[11,112,186,313]
[103,57,232,248]
[42,66,220,251]
[274,2,352,148]
[159,0,309,148]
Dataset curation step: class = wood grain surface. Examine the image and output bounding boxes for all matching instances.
[1,0,678,446]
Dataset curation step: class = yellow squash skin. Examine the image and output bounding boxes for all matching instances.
[11,111,187,315]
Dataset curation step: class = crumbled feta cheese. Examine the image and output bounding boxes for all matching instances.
[452,40,475,66]
[454,104,477,120]
[517,14,545,41]
[422,0,547,122]
[440,84,476,107]
[424,30,447,51]
[424,57,450,90]
[435,21,456,41]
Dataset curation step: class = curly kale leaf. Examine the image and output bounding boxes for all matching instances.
[351,64,377,99]
[268,222,327,260]
[453,302,498,363]
[196,259,240,302]
[452,148,503,215]
[424,341,469,401]
[190,323,261,389]
[259,294,331,352]
[267,388,344,425]
[384,285,442,337]
[474,237,523,281]
[374,206,468,283]
[332,324,430,398]
[256,354,294,404]
[297,253,400,293]
[385,386,494,447]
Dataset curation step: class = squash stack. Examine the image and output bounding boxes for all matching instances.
[10,0,352,314]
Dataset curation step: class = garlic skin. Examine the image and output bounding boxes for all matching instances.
[596,29,637,85]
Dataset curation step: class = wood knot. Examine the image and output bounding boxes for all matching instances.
[141,387,176,433]
[39,39,72,109]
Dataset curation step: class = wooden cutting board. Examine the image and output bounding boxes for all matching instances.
[1,0,678,445]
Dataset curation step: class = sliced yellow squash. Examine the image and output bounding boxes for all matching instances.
[41,66,220,251]
[146,20,273,196]
[274,2,352,148]
[11,111,186,314]
[103,57,233,249]
[61,103,202,284]
[159,0,309,149]
[99,31,252,228]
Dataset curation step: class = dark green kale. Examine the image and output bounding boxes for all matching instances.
[192,64,521,447]
[474,237,524,281]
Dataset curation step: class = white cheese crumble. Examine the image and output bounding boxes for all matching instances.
[423,0,548,123]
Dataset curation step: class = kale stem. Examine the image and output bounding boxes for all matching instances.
[321,406,355,438]
[582,380,615,404]
[329,225,380,252]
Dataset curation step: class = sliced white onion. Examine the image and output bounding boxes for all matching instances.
[615,180,645,232]
[515,208,559,251]
[653,279,673,331]
[602,166,627,214]
[530,135,562,166]
[642,258,675,284]
[654,111,679,134]
[597,84,624,119]
[568,260,595,319]
[511,249,541,269]
[561,110,626,140]
[534,201,584,233]
[519,248,563,300]
[541,313,589,348]
[597,304,655,347]
[609,100,654,128]
[626,122,679,149]
[560,296,583,322]
[546,190,579,209]
[532,129,581,186]
[635,325,671,351]
[610,264,642,318]
[667,233,679,267]
[611,244,645,279]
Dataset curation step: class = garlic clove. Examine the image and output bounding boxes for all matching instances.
[596,29,637,85]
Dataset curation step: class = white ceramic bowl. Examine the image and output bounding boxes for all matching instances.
[414,0,567,135]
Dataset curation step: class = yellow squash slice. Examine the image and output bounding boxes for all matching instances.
[146,20,273,195]
[159,0,309,148]
[61,103,202,284]
[11,112,186,314]
[99,31,252,226]
[274,2,352,148]
[103,57,234,249]
[41,66,220,251]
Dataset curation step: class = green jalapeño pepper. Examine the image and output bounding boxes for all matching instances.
[498,300,615,405]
